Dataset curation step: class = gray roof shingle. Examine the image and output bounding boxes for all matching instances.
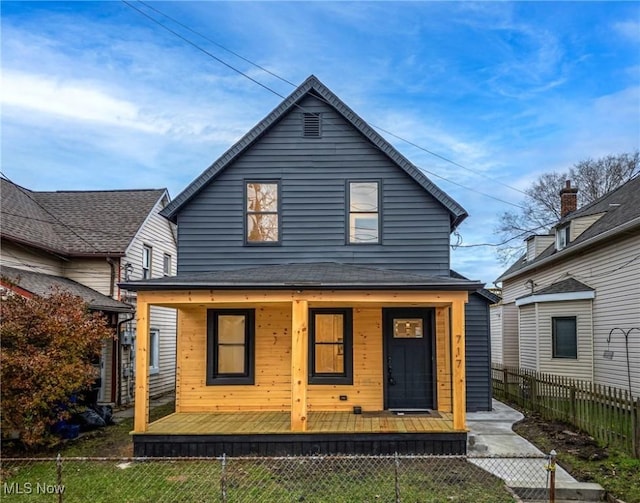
[160,75,468,229]
[120,262,484,292]
[1,265,133,312]
[1,178,166,256]
[498,176,640,281]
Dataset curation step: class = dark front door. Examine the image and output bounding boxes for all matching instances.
[384,308,435,410]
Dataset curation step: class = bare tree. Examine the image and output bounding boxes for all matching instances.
[495,151,639,264]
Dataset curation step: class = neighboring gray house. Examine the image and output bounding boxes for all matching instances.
[494,176,640,397]
[123,75,492,456]
[0,178,178,404]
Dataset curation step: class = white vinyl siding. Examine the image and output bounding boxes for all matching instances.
[0,241,64,275]
[537,301,593,380]
[501,303,520,367]
[518,304,537,369]
[490,304,503,364]
[570,213,604,241]
[63,258,113,296]
[121,194,177,399]
[501,232,639,396]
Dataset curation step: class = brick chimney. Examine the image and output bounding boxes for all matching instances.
[560,180,578,217]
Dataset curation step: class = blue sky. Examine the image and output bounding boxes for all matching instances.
[2,1,639,286]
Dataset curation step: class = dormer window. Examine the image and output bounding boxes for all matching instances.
[555,225,570,251]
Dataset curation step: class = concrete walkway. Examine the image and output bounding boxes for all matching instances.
[112,393,175,421]
[467,399,604,502]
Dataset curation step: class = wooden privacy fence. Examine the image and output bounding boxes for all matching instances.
[492,364,640,458]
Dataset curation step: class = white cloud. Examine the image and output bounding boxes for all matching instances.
[1,70,171,133]
[614,20,640,43]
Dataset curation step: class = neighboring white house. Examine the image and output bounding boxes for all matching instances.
[0,178,177,404]
[493,176,640,398]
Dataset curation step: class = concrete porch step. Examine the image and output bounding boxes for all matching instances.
[509,480,605,502]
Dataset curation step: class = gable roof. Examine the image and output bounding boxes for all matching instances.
[497,175,640,282]
[1,265,133,313]
[120,262,483,292]
[160,75,468,229]
[1,178,167,257]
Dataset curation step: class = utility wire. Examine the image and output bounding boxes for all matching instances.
[121,0,525,210]
[0,172,105,254]
[134,0,525,197]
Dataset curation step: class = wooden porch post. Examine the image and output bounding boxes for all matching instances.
[133,297,150,433]
[291,299,309,432]
[451,298,467,430]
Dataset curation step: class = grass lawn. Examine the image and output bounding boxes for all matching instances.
[2,401,516,502]
[512,410,640,503]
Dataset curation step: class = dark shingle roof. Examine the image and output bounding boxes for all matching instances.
[534,277,594,295]
[1,265,133,312]
[450,269,500,303]
[1,178,166,256]
[160,75,468,229]
[497,176,640,281]
[120,262,483,292]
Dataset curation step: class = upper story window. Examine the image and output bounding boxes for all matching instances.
[348,181,380,244]
[309,308,353,385]
[246,181,280,244]
[555,225,570,251]
[163,253,172,276]
[142,245,152,279]
[206,309,255,385]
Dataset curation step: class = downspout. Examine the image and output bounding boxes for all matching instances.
[116,313,135,406]
[106,257,117,298]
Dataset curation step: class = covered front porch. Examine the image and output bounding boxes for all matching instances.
[133,409,462,456]
[124,264,481,456]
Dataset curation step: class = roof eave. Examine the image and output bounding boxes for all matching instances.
[499,216,640,283]
[119,281,483,293]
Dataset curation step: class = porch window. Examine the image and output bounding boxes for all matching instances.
[309,308,353,385]
[552,316,577,359]
[245,181,279,244]
[207,309,255,385]
[348,181,380,244]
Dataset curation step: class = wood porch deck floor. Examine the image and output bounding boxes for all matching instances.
[142,410,455,435]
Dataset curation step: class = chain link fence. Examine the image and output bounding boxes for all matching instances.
[1,453,553,502]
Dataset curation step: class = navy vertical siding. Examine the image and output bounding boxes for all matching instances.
[177,95,451,275]
[465,293,492,412]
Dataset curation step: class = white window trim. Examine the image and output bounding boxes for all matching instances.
[163,253,172,276]
[555,225,570,250]
[149,329,160,375]
[142,245,152,279]
[516,290,595,307]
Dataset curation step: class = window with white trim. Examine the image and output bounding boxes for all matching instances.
[555,225,570,250]
[142,245,152,279]
[348,181,380,244]
[149,329,160,374]
[163,253,172,276]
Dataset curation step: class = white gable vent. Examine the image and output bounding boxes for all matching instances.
[303,113,321,137]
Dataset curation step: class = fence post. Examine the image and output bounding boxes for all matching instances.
[547,450,556,503]
[570,384,576,425]
[394,452,401,503]
[220,453,227,503]
[631,398,640,458]
[56,453,63,503]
